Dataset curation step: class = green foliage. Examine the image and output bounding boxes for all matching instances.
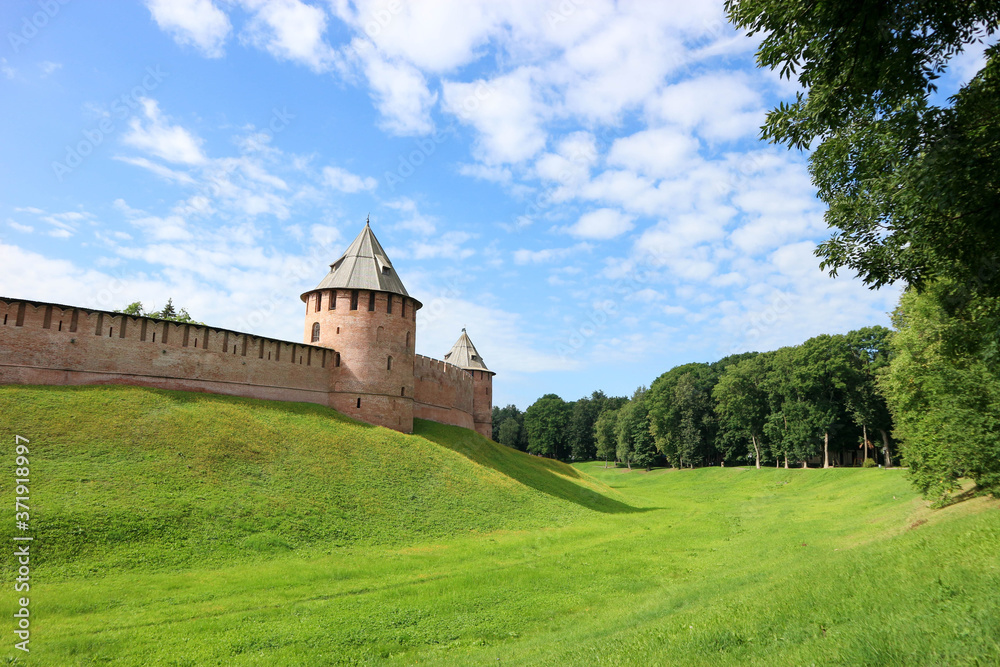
[492,404,527,450]
[880,281,1000,501]
[714,353,769,467]
[728,0,1000,295]
[566,391,609,461]
[862,458,878,469]
[648,364,720,467]
[594,407,619,464]
[116,298,203,324]
[614,387,656,470]
[524,393,571,458]
[497,417,521,449]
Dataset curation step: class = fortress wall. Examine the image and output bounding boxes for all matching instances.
[471,370,494,439]
[0,298,335,406]
[412,354,475,431]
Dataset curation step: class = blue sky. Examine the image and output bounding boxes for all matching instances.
[0,1,990,409]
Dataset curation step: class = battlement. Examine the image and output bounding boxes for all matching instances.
[0,297,336,407]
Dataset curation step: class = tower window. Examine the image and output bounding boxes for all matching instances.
[356,397,361,408]
[401,299,406,318]
[335,352,341,367]
[387,294,393,314]
[368,291,376,311]
[311,322,320,342]
[387,356,393,371]
[329,290,336,309]
[406,331,411,349]
[314,293,322,312]
[401,386,405,397]
[350,290,359,310]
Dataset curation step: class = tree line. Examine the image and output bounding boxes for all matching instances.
[498,326,895,472]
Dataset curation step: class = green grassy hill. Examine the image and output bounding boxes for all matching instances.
[0,385,624,578]
[2,385,998,665]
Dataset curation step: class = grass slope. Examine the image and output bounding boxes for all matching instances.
[0,385,619,578]
[2,385,998,665]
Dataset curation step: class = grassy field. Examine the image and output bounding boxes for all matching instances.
[2,385,998,665]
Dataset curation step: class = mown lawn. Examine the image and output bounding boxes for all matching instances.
[2,385,998,665]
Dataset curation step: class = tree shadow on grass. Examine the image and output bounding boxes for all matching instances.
[413,419,653,515]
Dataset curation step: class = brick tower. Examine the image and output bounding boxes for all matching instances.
[301,220,421,432]
[443,329,495,439]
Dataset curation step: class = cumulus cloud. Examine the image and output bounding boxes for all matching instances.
[322,166,377,193]
[645,72,766,142]
[566,208,634,240]
[607,127,699,179]
[122,99,207,165]
[352,41,437,135]
[240,0,339,72]
[145,0,231,58]
[443,69,547,164]
[513,242,590,265]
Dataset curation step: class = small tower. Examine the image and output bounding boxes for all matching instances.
[444,329,495,439]
[301,220,421,432]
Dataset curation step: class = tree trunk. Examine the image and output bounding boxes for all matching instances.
[801,460,808,469]
[627,457,632,471]
[823,431,830,468]
[784,454,789,469]
[878,429,892,468]
[862,424,868,464]
[751,434,761,469]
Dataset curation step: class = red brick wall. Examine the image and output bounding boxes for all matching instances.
[0,298,334,406]
[472,370,494,439]
[412,354,475,431]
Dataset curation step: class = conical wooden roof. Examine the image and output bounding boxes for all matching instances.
[302,220,417,304]
[444,329,494,374]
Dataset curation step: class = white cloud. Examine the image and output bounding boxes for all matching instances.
[145,0,231,58]
[7,220,33,233]
[607,127,699,179]
[349,38,437,135]
[39,61,62,76]
[443,69,546,164]
[410,231,475,260]
[645,72,765,142]
[386,198,436,235]
[113,156,197,185]
[241,0,339,72]
[122,99,207,165]
[513,242,590,265]
[566,208,634,240]
[334,0,499,73]
[322,165,377,193]
[114,198,192,241]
